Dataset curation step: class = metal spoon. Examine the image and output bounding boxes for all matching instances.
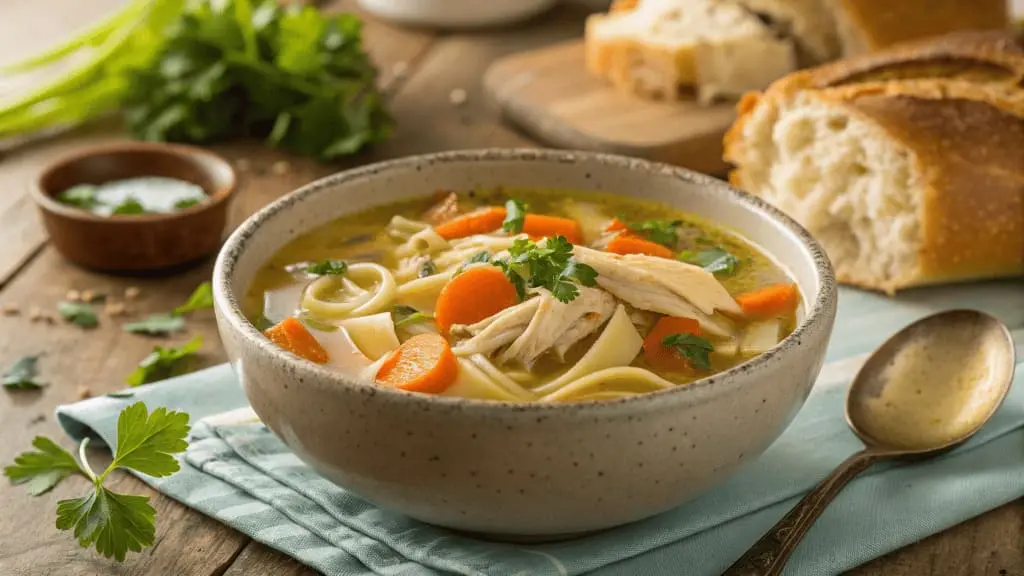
[723,309,1016,576]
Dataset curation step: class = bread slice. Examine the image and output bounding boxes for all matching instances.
[832,0,1009,56]
[584,0,800,102]
[724,31,1024,293]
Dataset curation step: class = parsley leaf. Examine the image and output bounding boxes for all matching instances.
[3,354,45,390]
[56,185,100,209]
[111,197,146,215]
[3,436,83,495]
[57,302,99,328]
[492,236,598,303]
[623,219,682,247]
[391,305,432,329]
[110,402,190,477]
[125,336,202,387]
[57,488,155,562]
[173,282,214,315]
[678,248,740,276]
[502,199,527,234]
[661,333,715,371]
[173,197,202,210]
[305,260,348,276]
[123,314,186,335]
[466,251,492,265]
[417,259,437,278]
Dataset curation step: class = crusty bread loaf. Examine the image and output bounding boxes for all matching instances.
[724,31,1024,293]
[585,0,1009,104]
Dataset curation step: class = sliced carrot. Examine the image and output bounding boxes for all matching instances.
[434,207,506,239]
[736,283,799,318]
[643,316,701,370]
[604,217,628,233]
[605,233,674,258]
[523,214,583,244]
[376,333,458,393]
[264,317,329,364]
[434,266,519,333]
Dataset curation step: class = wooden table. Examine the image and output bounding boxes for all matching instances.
[0,1,1021,575]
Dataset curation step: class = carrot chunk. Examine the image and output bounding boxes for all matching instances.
[523,214,583,244]
[264,317,329,364]
[736,283,799,318]
[376,333,458,394]
[643,316,701,370]
[435,266,519,334]
[605,233,674,258]
[604,217,628,233]
[434,207,507,239]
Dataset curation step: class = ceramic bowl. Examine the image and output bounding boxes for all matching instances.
[213,149,837,538]
[33,142,236,273]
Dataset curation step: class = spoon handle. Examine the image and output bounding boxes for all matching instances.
[721,450,882,576]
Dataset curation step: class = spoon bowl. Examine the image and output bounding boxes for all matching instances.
[725,309,1016,576]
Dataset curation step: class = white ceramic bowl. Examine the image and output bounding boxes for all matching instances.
[213,149,837,538]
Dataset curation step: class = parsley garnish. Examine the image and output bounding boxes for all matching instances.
[56,185,100,209]
[123,314,186,335]
[111,197,146,215]
[623,219,682,247]
[661,333,715,371]
[678,248,740,276]
[502,199,527,234]
[305,260,348,276]
[3,354,45,390]
[125,336,202,387]
[4,402,190,561]
[57,301,99,328]
[418,260,437,278]
[392,305,432,329]
[466,251,492,265]
[174,198,202,210]
[492,236,598,303]
[173,282,214,315]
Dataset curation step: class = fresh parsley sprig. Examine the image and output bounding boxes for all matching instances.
[3,402,191,561]
[305,259,348,276]
[492,236,598,303]
[661,333,715,371]
[502,199,527,234]
[126,335,202,387]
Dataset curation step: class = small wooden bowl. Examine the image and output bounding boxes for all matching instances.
[32,142,237,273]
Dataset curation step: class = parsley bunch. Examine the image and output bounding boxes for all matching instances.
[4,402,191,561]
[492,236,598,303]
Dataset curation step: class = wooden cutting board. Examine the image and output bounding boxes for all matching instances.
[483,40,737,176]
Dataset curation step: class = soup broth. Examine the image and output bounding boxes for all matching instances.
[247,188,800,402]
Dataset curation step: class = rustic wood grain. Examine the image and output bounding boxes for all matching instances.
[483,40,736,176]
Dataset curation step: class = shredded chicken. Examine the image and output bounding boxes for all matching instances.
[572,246,740,336]
[451,286,616,368]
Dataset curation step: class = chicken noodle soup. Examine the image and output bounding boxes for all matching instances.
[246,189,800,402]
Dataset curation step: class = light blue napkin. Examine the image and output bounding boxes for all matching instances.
[56,282,1024,576]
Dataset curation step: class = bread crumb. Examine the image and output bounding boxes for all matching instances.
[28,307,43,322]
[271,161,291,175]
[80,290,104,303]
[449,88,467,106]
[66,289,81,302]
[124,286,141,300]
[392,61,409,79]
[236,158,251,172]
[1,304,19,316]
[105,301,127,316]
[77,385,92,399]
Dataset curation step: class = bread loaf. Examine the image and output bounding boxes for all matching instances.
[724,31,1024,293]
[585,0,1009,103]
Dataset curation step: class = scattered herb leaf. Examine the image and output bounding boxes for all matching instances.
[173,198,202,210]
[125,336,202,387]
[466,251,491,265]
[417,260,437,278]
[502,199,527,234]
[305,260,348,276]
[622,218,682,247]
[391,305,432,329]
[111,197,146,215]
[492,236,598,303]
[57,302,99,328]
[56,185,100,209]
[2,354,45,390]
[678,248,740,276]
[3,436,83,496]
[122,314,186,335]
[661,333,715,371]
[173,282,213,315]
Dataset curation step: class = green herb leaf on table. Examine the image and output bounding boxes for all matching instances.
[678,248,740,276]
[3,436,83,495]
[3,354,45,390]
[492,236,598,303]
[305,260,348,276]
[123,314,186,335]
[502,199,527,234]
[57,301,99,328]
[661,333,715,371]
[125,335,202,387]
[623,219,682,247]
[391,305,432,329]
[111,197,146,215]
[173,282,213,315]
[57,185,100,209]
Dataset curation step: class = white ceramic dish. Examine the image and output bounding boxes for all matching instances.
[357,0,558,29]
[213,149,837,538]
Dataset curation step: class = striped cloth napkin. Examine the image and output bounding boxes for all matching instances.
[56,282,1024,575]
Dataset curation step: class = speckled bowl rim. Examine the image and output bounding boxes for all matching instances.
[31,141,237,223]
[213,149,837,414]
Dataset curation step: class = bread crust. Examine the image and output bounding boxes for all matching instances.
[724,30,1024,293]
